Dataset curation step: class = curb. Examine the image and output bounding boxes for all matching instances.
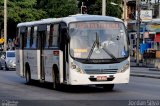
[131,73,160,79]
[131,66,158,69]
[130,66,146,68]
[149,68,160,71]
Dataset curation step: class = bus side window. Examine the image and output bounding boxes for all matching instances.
[45,25,50,48]
[30,27,34,48]
[37,25,47,49]
[20,27,27,49]
[49,24,59,48]
[37,32,41,49]
[49,24,53,47]
[20,32,27,49]
[15,28,20,48]
[43,31,47,48]
[31,27,37,49]
[25,27,31,49]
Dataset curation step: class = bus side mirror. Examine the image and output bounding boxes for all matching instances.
[62,27,70,42]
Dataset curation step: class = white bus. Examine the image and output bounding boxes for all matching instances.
[16,14,130,91]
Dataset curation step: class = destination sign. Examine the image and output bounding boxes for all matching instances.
[73,22,120,29]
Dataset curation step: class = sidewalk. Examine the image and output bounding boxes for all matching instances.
[130,61,160,79]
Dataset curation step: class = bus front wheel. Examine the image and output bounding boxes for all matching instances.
[102,84,114,91]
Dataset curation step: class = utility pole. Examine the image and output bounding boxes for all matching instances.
[102,0,106,16]
[123,0,127,25]
[136,0,141,66]
[147,0,150,10]
[158,0,160,18]
[4,0,7,51]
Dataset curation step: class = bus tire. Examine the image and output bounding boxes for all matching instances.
[25,65,31,84]
[52,68,60,90]
[102,84,114,91]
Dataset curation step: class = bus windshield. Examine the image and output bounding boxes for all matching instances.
[69,21,129,60]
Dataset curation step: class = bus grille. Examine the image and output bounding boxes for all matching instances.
[84,69,118,74]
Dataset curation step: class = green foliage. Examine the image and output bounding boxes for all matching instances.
[0,0,122,39]
[0,0,46,23]
[0,0,78,38]
[0,0,46,39]
[79,0,123,18]
[37,0,78,18]
[106,0,123,18]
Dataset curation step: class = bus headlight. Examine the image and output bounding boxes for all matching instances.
[118,63,130,73]
[71,62,84,74]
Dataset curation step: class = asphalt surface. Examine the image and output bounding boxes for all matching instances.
[0,69,160,106]
[131,67,160,79]
[130,59,160,79]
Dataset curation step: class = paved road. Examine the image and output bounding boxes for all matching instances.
[131,67,160,79]
[0,69,160,106]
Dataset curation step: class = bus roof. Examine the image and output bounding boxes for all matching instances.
[17,14,123,27]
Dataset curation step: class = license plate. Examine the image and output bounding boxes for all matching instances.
[96,76,107,81]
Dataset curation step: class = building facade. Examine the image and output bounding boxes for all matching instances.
[125,0,160,21]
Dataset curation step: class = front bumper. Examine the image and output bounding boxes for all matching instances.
[68,68,130,85]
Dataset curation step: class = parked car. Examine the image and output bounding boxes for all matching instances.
[0,51,16,70]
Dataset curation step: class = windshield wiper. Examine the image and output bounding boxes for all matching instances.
[87,33,99,60]
[87,32,118,62]
[102,47,118,62]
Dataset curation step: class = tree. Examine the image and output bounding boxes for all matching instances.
[37,0,78,18]
[0,0,46,22]
[0,0,46,39]
[0,0,46,23]
[78,0,123,18]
